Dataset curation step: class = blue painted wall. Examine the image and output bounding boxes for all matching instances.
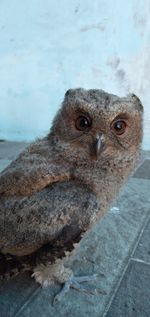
[0,0,150,149]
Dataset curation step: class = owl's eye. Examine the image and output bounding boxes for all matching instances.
[75,115,92,131]
[111,120,127,135]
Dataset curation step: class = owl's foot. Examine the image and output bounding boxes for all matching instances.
[53,273,106,305]
[32,260,73,287]
[32,260,106,305]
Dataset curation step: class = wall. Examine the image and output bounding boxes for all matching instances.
[0,0,150,149]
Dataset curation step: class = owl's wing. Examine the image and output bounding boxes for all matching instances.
[0,181,100,281]
[0,139,71,197]
[0,180,100,260]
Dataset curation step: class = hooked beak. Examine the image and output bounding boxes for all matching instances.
[91,133,105,159]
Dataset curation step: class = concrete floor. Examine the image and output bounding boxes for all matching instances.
[0,141,150,317]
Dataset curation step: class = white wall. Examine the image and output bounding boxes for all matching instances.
[0,0,150,149]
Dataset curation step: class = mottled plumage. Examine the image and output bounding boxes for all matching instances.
[0,88,143,302]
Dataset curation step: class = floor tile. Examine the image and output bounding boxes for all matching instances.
[133,216,150,263]
[0,141,28,160]
[0,159,12,172]
[0,273,38,317]
[105,260,150,317]
[133,160,150,179]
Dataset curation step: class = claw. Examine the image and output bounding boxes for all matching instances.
[53,274,106,305]
[53,281,70,305]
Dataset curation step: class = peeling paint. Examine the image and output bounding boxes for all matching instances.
[106,57,120,69]
[80,23,105,32]
[115,69,126,82]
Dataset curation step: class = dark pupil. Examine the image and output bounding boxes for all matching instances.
[79,117,89,128]
[115,121,123,130]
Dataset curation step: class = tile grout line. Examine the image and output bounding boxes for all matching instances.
[102,208,150,317]
[13,286,41,317]
[129,211,150,259]
[130,258,150,266]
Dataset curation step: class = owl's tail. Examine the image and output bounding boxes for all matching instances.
[0,252,33,280]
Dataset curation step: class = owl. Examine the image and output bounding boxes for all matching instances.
[0,88,143,304]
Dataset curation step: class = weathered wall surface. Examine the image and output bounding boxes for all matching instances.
[0,0,150,149]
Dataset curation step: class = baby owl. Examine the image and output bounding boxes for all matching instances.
[0,88,143,303]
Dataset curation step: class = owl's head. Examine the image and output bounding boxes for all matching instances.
[50,88,143,166]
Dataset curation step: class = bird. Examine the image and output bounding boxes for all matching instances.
[0,88,143,304]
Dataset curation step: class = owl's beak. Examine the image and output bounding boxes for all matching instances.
[91,133,105,159]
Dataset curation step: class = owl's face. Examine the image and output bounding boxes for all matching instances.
[51,89,143,166]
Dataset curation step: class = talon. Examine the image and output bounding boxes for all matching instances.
[31,271,42,277]
[31,272,39,278]
[53,281,70,305]
[43,280,49,288]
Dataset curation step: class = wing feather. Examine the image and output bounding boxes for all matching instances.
[0,139,70,197]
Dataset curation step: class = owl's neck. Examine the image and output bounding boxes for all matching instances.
[73,150,140,204]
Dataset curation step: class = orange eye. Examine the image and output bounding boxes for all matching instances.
[111,120,127,135]
[75,116,92,131]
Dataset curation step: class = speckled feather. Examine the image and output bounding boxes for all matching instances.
[0,88,143,280]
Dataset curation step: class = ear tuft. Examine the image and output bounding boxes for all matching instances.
[65,89,72,97]
[130,94,144,112]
